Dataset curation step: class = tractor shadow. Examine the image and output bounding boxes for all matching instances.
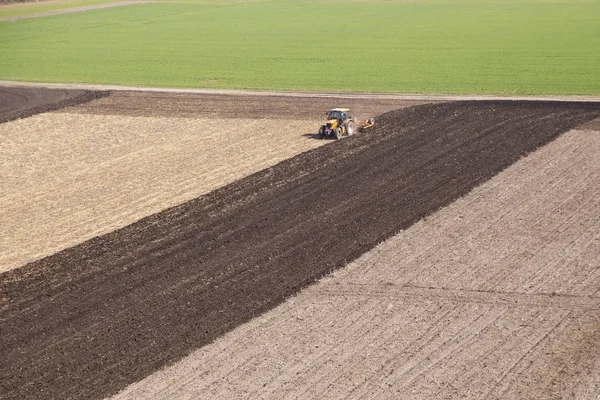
[302,132,334,141]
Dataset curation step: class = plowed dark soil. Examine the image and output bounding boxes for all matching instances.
[0,87,107,123]
[1,101,599,400]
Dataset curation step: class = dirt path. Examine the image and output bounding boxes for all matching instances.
[111,128,600,400]
[3,80,600,103]
[0,0,149,22]
[1,101,597,400]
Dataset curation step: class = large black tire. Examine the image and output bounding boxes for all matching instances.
[318,126,325,139]
[334,127,343,140]
[346,121,355,136]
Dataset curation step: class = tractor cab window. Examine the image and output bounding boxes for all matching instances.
[327,111,346,120]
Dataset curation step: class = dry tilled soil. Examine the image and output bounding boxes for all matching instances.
[1,88,599,400]
[130,122,600,400]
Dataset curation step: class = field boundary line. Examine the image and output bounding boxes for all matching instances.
[312,283,600,310]
[1,81,600,102]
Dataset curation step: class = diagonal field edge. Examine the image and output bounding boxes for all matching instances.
[1,101,599,400]
[0,87,109,124]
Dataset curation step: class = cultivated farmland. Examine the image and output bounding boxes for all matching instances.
[0,88,422,272]
[0,87,599,399]
[114,125,600,398]
[1,0,600,396]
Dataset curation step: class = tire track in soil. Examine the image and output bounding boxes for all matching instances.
[0,101,598,400]
[314,284,600,311]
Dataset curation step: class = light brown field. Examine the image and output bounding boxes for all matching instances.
[0,113,324,272]
[111,128,600,400]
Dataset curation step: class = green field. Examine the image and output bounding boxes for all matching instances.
[1,0,599,95]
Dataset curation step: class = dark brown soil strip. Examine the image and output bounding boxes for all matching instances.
[0,87,108,124]
[0,101,598,400]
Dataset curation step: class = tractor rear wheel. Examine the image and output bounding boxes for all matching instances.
[346,121,355,136]
[334,127,343,140]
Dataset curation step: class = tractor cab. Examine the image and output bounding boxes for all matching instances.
[327,108,349,122]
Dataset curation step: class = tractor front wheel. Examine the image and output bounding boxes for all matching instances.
[334,127,343,140]
[318,126,325,139]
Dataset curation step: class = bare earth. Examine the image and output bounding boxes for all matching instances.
[111,128,600,400]
[2,86,598,399]
[5,100,597,400]
[0,114,324,272]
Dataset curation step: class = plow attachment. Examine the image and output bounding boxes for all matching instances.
[356,118,375,132]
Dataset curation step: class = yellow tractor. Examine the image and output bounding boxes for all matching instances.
[318,108,375,140]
